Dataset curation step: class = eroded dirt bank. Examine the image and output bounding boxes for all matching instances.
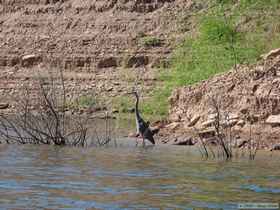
[0,0,194,69]
[0,0,200,112]
[158,49,280,150]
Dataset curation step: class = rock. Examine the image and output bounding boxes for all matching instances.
[266,115,280,126]
[261,48,280,60]
[245,114,260,124]
[97,57,118,68]
[161,138,169,144]
[188,115,200,127]
[124,55,149,68]
[227,84,235,92]
[22,54,42,67]
[201,119,215,128]
[174,137,195,146]
[150,126,160,135]
[221,119,238,128]
[239,107,249,115]
[75,57,91,67]
[228,113,239,120]
[169,113,181,122]
[208,113,238,122]
[237,120,246,127]
[106,87,113,92]
[65,110,73,115]
[0,57,7,66]
[150,120,165,128]
[30,110,39,116]
[78,109,85,114]
[208,113,218,120]
[165,122,180,130]
[270,144,280,151]
[0,103,9,109]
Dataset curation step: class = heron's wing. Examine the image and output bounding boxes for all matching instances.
[151,127,160,135]
[143,127,155,144]
[136,114,155,144]
[137,117,149,130]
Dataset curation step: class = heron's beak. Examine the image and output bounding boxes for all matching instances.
[126,90,136,95]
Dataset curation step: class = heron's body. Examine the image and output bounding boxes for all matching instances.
[134,92,155,145]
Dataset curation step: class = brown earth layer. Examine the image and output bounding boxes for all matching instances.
[0,0,196,70]
[0,0,200,112]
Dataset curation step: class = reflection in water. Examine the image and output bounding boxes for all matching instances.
[0,144,279,209]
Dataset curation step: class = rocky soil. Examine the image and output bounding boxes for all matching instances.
[0,0,201,112]
[0,0,195,69]
[158,49,280,150]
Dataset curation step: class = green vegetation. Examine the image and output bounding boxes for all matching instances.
[141,87,169,118]
[140,36,162,47]
[112,91,168,121]
[67,95,97,110]
[77,95,96,108]
[114,0,280,120]
[112,95,134,113]
[141,0,280,118]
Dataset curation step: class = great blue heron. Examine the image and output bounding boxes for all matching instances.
[132,90,155,146]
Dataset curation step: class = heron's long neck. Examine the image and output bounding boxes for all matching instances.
[135,94,141,119]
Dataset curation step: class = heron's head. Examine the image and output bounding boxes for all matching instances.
[127,89,139,98]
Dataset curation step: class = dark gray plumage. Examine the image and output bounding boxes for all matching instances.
[133,91,155,145]
[270,143,280,151]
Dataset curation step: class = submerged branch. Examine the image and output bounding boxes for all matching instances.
[0,67,113,147]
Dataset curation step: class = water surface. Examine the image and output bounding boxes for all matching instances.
[0,144,279,209]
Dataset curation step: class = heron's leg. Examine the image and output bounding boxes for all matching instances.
[135,132,140,147]
[142,137,145,147]
[135,138,139,147]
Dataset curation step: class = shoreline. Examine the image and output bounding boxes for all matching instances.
[1,108,280,152]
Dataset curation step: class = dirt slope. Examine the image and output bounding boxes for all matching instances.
[0,0,195,70]
[162,49,280,148]
[0,0,200,111]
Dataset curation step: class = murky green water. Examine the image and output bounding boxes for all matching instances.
[0,143,279,209]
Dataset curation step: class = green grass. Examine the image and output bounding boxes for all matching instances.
[67,95,97,110]
[140,36,162,47]
[141,0,280,118]
[77,95,96,108]
[112,96,134,113]
[112,94,167,122]
[141,87,170,118]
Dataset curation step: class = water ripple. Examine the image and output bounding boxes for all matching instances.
[0,144,279,209]
[241,184,280,194]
